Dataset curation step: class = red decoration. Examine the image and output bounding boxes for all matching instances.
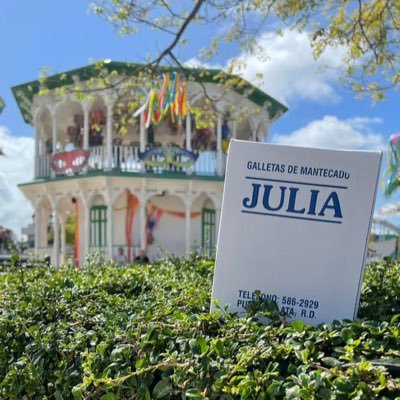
[50,149,90,174]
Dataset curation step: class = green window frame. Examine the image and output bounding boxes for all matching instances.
[201,207,216,252]
[90,205,107,248]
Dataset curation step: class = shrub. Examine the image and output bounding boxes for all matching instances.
[0,256,399,399]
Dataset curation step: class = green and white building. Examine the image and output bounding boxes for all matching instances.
[13,62,287,265]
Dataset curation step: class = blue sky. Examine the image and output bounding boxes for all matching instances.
[0,0,399,236]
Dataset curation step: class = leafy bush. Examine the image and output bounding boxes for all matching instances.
[0,256,400,399]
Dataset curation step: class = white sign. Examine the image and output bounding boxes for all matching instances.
[211,140,382,325]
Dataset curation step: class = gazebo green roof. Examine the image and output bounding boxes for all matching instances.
[11,61,288,124]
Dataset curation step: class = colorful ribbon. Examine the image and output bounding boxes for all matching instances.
[133,72,187,127]
[382,133,400,196]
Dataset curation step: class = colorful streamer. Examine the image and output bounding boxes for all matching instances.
[382,133,400,196]
[125,191,139,261]
[133,72,187,127]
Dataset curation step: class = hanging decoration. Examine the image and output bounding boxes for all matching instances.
[139,146,198,168]
[125,191,139,261]
[382,133,400,196]
[113,190,140,261]
[145,202,201,247]
[146,204,164,245]
[50,149,90,175]
[133,72,187,128]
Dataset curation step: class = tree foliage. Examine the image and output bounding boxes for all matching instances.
[90,0,400,100]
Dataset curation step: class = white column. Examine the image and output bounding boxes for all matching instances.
[216,114,223,175]
[53,211,60,266]
[83,104,90,150]
[106,201,113,260]
[232,119,237,139]
[60,218,66,265]
[139,200,147,251]
[34,207,41,256]
[185,202,192,253]
[185,113,192,151]
[105,101,113,170]
[51,109,57,178]
[41,209,50,250]
[51,112,57,153]
[33,114,40,178]
[83,198,90,259]
[139,112,146,172]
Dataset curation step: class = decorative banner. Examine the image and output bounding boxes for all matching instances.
[139,146,198,168]
[211,140,382,325]
[0,96,5,115]
[382,132,400,196]
[133,72,187,128]
[50,149,90,174]
[125,191,139,261]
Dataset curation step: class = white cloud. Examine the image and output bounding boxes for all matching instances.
[231,29,346,104]
[185,57,222,70]
[0,126,34,239]
[272,115,385,150]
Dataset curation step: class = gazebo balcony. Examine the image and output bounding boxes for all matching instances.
[35,144,226,180]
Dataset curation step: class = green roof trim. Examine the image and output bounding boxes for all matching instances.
[11,61,288,124]
[18,169,225,187]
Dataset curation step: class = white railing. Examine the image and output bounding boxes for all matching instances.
[34,146,226,179]
[88,145,107,171]
[112,145,142,172]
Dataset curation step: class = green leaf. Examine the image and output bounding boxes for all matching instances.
[390,314,400,324]
[100,394,117,400]
[340,328,354,342]
[185,388,203,399]
[321,357,342,368]
[212,338,224,357]
[295,349,309,363]
[291,320,304,333]
[54,391,64,400]
[153,378,172,399]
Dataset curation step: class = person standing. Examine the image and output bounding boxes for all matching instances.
[115,247,127,266]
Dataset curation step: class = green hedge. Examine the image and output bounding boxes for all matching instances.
[0,255,400,399]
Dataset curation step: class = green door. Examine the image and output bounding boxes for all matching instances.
[201,208,216,253]
[90,205,107,250]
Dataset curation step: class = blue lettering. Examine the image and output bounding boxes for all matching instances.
[318,192,342,218]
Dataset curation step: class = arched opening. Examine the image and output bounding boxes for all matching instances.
[55,100,84,151]
[145,193,189,258]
